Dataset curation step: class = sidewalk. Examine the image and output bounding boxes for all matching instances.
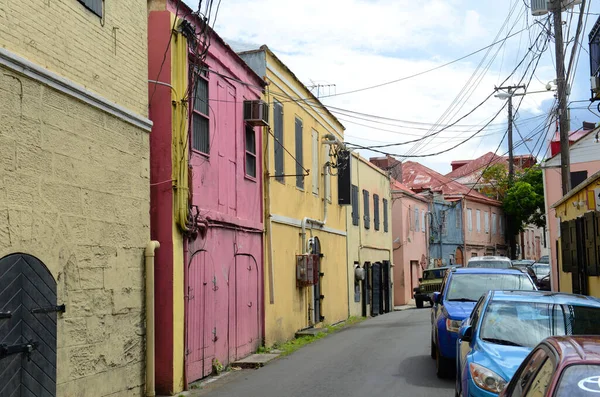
[394,299,417,311]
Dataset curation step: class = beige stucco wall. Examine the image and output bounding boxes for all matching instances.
[464,200,505,257]
[346,154,393,316]
[0,1,150,395]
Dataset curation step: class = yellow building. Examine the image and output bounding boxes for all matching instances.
[346,154,393,317]
[0,1,151,396]
[552,170,600,296]
[239,46,349,345]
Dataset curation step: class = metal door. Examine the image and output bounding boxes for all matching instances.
[371,262,381,316]
[311,238,323,323]
[382,260,390,313]
[232,254,259,360]
[186,250,216,381]
[0,253,58,397]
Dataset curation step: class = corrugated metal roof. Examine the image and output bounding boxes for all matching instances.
[445,152,507,181]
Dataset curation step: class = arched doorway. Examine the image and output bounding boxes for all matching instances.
[455,247,464,266]
[0,253,58,396]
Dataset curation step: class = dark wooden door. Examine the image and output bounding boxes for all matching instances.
[0,254,58,397]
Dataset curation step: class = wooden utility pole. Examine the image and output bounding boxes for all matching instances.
[552,0,572,195]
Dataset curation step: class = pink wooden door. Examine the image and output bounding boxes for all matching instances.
[232,255,259,359]
[186,251,216,381]
[216,80,237,217]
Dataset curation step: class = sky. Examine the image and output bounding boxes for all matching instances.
[185,0,600,175]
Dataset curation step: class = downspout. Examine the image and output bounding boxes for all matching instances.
[462,196,467,264]
[145,240,160,397]
[264,122,275,304]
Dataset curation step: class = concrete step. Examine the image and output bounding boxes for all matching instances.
[231,353,280,369]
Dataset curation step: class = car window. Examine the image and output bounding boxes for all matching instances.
[555,364,600,397]
[423,269,445,280]
[508,348,548,397]
[445,274,535,302]
[469,295,486,329]
[524,358,553,397]
[467,260,511,268]
[480,303,600,348]
[439,271,450,298]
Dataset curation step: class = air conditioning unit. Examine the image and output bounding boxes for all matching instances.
[296,254,319,287]
[530,0,548,16]
[243,100,269,127]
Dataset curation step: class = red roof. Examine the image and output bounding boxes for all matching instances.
[445,152,507,182]
[549,123,597,158]
[402,161,500,205]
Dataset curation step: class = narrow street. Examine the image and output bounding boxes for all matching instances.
[192,308,454,397]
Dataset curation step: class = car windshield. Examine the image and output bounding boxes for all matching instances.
[555,364,600,397]
[532,264,550,278]
[423,269,445,280]
[467,260,511,269]
[445,274,535,301]
[480,303,600,348]
[538,256,550,264]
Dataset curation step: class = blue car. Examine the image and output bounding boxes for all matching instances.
[430,268,536,378]
[456,290,600,397]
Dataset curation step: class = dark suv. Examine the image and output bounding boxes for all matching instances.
[413,267,449,308]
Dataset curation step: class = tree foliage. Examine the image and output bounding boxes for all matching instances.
[480,164,509,199]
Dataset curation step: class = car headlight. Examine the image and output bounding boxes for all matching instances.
[469,363,507,393]
[445,318,461,333]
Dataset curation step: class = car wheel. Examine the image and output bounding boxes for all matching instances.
[430,336,436,359]
[416,298,424,309]
[436,349,452,379]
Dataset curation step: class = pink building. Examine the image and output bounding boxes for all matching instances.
[148,1,267,392]
[542,123,600,291]
[391,180,430,305]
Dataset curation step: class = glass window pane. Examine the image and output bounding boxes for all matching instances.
[246,153,256,178]
[194,78,209,115]
[192,113,209,153]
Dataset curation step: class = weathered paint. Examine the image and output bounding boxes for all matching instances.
[428,196,464,267]
[552,171,600,294]
[0,0,150,395]
[391,182,430,306]
[149,1,266,390]
[347,154,393,317]
[239,47,348,346]
[463,199,505,257]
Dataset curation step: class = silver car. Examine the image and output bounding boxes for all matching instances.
[466,255,512,269]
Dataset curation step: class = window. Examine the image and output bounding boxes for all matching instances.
[295,117,304,189]
[244,124,257,178]
[351,185,359,226]
[373,194,380,231]
[78,0,103,17]
[571,170,588,189]
[408,206,413,231]
[507,349,549,397]
[484,211,489,233]
[191,66,210,154]
[500,215,504,234]
[363,190,370,229]
[421,210,426,233]
[456,208,461,229]
[492,213,497,234]
[311,130,319,194]
[273,100,284,183]
[383,198,389,232]
[476,209,481,232]
[414,207,419,231]
[467,208,473,231]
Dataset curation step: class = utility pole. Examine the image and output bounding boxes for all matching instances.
[551,0,572,195]
[494,84,525,260]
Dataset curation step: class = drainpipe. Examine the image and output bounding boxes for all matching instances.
[462,196,467,264]
[145,240,160,397]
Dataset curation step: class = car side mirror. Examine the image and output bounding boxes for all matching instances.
[459,324,472,342]
[432,292,441,304]
[418,277,423,282]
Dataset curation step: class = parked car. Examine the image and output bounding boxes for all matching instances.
[467,256,512,269]
[456,291,600,397]
[538,255,550,264]
[499,336,600,397]
[413,267,449,308]
[511,259,535,267]
[509,265,538,285]
[530,263,551,290]
[430,268,536,378]
[537,275,551,291]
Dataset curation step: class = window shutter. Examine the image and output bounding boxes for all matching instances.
[363,190,370,229]
[351,185,359,226]
[78,0,103,17]
[585,212,599,276]
[311,130,319,194]
[273,102,284,182]
[295,118,304,189]
[373,194,380,231]
[569,219,578,273]
[383,199,389,232]
[596,213,600,274]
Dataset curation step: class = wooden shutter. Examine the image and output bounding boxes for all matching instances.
[585,212,599,276]
[561,221,573,273]
[363,189,370,229]
[295,118,304,189]
[351,185,359,226]
[383,198,389,232]
[273,102,284,182]
[373,194,380,231]
[569,219,578,273]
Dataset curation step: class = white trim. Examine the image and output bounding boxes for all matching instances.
[270,214,347,236]
[0,47,153,132]
[267,65,343,140]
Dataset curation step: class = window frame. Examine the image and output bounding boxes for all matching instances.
[476,209,481,233]
[189,62,210,156]
[244,123,257,180]
[484,211,489,233]
[492,213,497,235]
[467,208,473,231]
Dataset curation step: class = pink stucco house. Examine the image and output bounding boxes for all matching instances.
[148,0,267,391]
[541,122,600,291]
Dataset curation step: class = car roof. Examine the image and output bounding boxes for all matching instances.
[424,266,451,271]
[545,336,600,363]
[451,267,525,275]
[468,256,511,261]
[489,290,600,307]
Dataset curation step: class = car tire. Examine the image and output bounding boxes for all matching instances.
[436,349,452,379]
[430,335,436,359]
[416,299,424,309]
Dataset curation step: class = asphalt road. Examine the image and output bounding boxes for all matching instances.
[191,308,454,397]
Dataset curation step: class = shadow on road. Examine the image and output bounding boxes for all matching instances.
[396,354,455,389]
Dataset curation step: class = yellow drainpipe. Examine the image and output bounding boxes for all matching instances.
[145,240,160,397]
[264,85,275,304]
